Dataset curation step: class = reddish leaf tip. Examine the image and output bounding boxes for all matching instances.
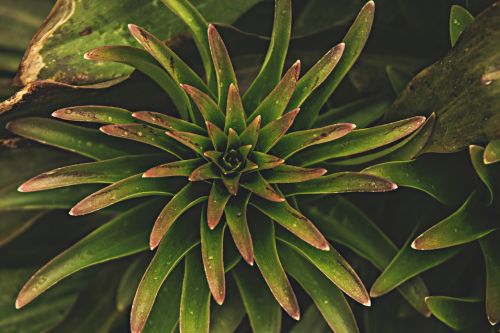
[149,237,160,250]
[411,238,422,250]
[68,207,80,216]
[488,315,498,326]
[127,23,140,35]
[17,183,29,192]
[290,310,301,321]
[363,298,372,307]
[14,297,24,310]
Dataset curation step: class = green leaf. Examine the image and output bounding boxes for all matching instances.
[289,43,345,127]
[282,172,397,196]
[425,296,484,331]
[18,0,259,85]
[161,0,214,89]
[182,84,226,128]
[207,181,231,229]
[52,105,136,124]
[69,174,184,216]
[49,266,122,333]
[100,123,189,158]
[277,228,370,306]
[247,61,300,126]
[206,121,228,151]
[363,153,475,206]
[143,158,204,178]
[130,208,200,333]
[132,111,206,135]
[251,197,329,251]
[225,193,254,265]
[299,1,375,129]
[115,254,150,311]
[142,264,183,333]
[386,66,412,95]
[411,190,497,250]
[370,223,462,297]
[289,307,329,333]
[0,183,100,211]
[279,245,360,333]
[291,117,425,166]
[210,276,246,333]
[221,173,242,196]
[6,117,137,160]
[15,199,164,309]
[150,182,209,249]
[272,123,355,159]
[386,3,499,153]
[314,93,391,129]
[241,172,284,202]
[262,165,325,184]
[20,154,171,192]
[470,145,500,205]
[250,151,284,170]
[180,249,211,333]
[257,108,300,152]
[0,211,45,246]
[189,162,220,181]
[128,24,210,95]
[208,24,238,110]
[372,113,436,163]
[0,267,79,333]
[85,46,191,121]
[243,0,291,111]
[166,130,212,155]
[233,264,282,333]
[484,139,500,164]
[479,231,500,326]
[201,208,226,305]
[251,218,300,320]
[307,197,431,316]
[449,5,474,47]
[224,84,246,133]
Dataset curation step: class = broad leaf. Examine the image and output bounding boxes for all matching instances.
[425,296,485,331]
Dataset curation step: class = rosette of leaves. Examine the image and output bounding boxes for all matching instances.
[0,0,443,332]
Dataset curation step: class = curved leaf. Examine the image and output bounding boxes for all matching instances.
[52,105,136,124]
[143,158,204,178]
[150,182,209,249]
[15,199,164,309]
[251,197,329,251]
[69,174,184,216]
[180,249,211,333]
[6,117,136,160]
[233,264,282,333]
[370,223,461,297]
[247,61,300,126]
[243,0,291,111]
[115,254,150,311]
[201,209,226,305]
[225,193,254,265]
[449,5,474,47]
[272,123,355,159]
[251,218,300,320]
[20,154,170,192]
[263,164,326,183]
[132,111,205,134]
[298,1,375,129]
[479,231,500,325]
[224,84,246,133]
[484,139,500,164]
[412,190,497,250]
[130,208,200,333]
[425,296,484,331]
[291,117,425,166]
[307,197,431,316]
[470,145,499,205]
[257,108,300,153]
[182,84,225,129]
[277,228,370,306]
[279,245,360,333]
[363,153,475,206]
[283,172,397,196]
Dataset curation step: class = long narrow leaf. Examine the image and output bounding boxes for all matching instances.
[479,231,500,325]
[130,208,200,333]
[15,199,164,309]
[225,193,254,265]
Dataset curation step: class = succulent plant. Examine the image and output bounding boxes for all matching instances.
[0,0,499,332]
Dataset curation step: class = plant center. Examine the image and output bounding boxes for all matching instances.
[221,149,244,173]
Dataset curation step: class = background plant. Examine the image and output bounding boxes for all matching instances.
[0,0,498,332]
